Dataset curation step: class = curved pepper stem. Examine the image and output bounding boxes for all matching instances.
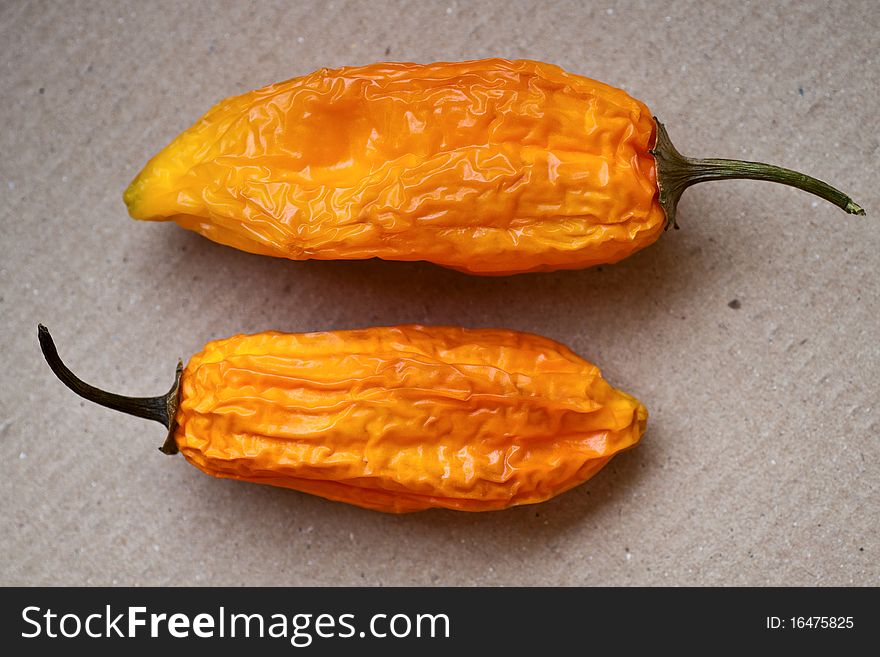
[651,118,866,230]
[37,324,183,455]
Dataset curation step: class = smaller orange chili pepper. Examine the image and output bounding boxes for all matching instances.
[38,324,646,513]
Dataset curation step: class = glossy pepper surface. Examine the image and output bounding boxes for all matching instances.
[39,324,647,513]
[125,59,863,275]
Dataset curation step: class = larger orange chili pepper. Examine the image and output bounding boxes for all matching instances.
[124,58,863,275]
[39,324,646,513]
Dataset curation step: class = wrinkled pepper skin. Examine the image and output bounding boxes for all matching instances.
[125,59,663,274]
[174,326,646,512]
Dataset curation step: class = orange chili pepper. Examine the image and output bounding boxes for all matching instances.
[125,58,863,275]
[38,324,646,513]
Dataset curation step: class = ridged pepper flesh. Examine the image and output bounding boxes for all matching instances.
[169,325,646,512]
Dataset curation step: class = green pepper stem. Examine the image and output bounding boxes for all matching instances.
[651,118,866,229]
[38,324,183,454]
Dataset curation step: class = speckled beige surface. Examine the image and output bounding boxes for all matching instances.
[1,0,877,586]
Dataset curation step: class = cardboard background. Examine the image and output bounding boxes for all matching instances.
[2,0,877,585]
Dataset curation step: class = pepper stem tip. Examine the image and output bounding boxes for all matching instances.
[38,324,182,455]
[652,116,866,227]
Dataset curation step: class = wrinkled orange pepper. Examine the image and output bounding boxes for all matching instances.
[39,324,646,513]
[125,58,862,275]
